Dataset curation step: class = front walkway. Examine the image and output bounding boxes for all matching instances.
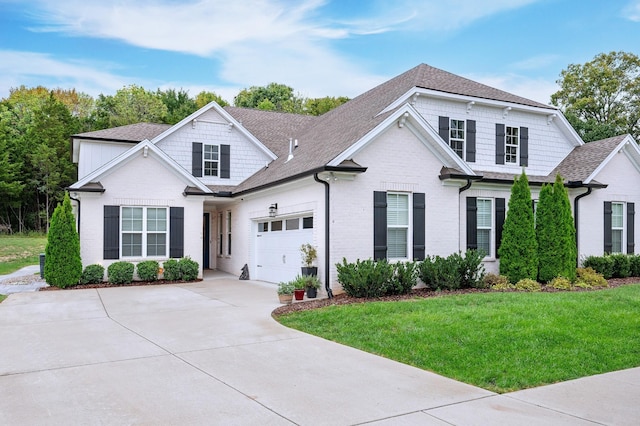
[0,272,637,425]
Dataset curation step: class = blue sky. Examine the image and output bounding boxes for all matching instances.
[1,0,639,105]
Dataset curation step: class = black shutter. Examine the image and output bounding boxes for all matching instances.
[373,191,387,260]
[628,202,635,254]
[438,116,449,144]
[604,202,612,254]
[495,124,505,165]
[104,206,120,260]
[466,120,476,162]
[220,144,230,179]
[495,198,506,258]
[466,197,477,250]
[170,207,184,258]
[412,193,426,261]
[192,142,203,177]
[520,127,529,167]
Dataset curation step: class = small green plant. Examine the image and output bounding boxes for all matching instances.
[548,276,572,291]
[630,255,640,277]
[515,278,542,292]
[136,260,159,282]
[178,257,199,281]
[609,254,631,278]
[300,243,318,267]
[80,264,105,284]
[484,273,511,289]
[574,281,592,289]
[107,261,134,284]
[583,255,614,279]
[301,275,322,290]
[277,281,295,295]
[576,267,608,288]
[490,282,516,292]
[388,261,418,295]
[163,259,180,280]
[291,275,307,290]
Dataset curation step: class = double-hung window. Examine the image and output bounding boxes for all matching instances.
[449,119,465,159]
[477,199,493,257]
[204,144,219,177]
[505,127,519,164]
[611,202,624,253]
[121,207,167,257]
[387,193,409,259]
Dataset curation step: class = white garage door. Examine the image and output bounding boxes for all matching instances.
[255,216,313,283]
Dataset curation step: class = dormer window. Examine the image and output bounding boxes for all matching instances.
[438,116,476,162]
[204,144,219,176]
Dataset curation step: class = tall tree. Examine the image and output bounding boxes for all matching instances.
[44,192,82,288]
[93,85,168,128]
[536,175,577,282]
[498,171,538,283]
[304,96,350,116]
[156,88,197,124]
[551,51,640,142]
[195,91,228,108]
[234,83,303,112]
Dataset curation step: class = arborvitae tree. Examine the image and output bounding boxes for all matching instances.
[498,171,538,283]
[44,192,82,288]
[537,175,577,282]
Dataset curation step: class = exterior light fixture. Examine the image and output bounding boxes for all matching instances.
[269,203,278,218]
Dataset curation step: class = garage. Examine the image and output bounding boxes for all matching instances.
[255,215,314,283]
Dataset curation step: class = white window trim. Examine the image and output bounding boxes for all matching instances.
[203,144,220,177]
[450,118,465,160]
[611,202,625,254]
[387,192,411,260]
[121,206,168,258]
[226,210,232,257]
[505,126,519,164]
[477,198,494,259]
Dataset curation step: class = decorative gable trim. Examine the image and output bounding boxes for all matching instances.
[586,134,640,184]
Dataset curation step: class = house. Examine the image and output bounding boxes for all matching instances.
[69,64,640,294]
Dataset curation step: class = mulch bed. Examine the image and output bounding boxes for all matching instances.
[271,277,639,317]
[39,279,202,291]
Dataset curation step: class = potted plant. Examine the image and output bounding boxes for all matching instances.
[292,275,306,301]
[300,243,318,276]
[302,275,321,298]
[277,281,295,304]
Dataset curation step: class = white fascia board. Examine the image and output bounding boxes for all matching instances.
[150,101,277,161]
[554,113,584,147]
[328,104,475,175]
[70,139,211,193]
[584,135,637,184]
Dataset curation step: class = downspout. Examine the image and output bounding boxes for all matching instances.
[314,173,333,299]
[68,192,81,238]
[573,187,593,267]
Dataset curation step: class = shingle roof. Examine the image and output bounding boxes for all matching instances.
[73,123,172,143]
[550,135,627,183]
[227,63,554,192]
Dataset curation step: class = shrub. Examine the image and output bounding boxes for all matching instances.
[387,261,418,295]
[574,281,592,289]
[163,259,180,280]
[44,193,83,288]
[418,251,485,290]
[301,275,322,290]
[483,273,510,289]
[136,260,159,282]
[582,255,614,279]
[457,249,486,288]
[609,254,631,278]
[630,255,640,277]
[576,267,608,288]
[418,256,438,289]
[548,276,572,291]
[178,257,199,281]
[514,278,542,292]
[80,264,104,284]
[291,275,307,290]
[336,258,394,298]
[499,171,538,283]
[107,261,134,284]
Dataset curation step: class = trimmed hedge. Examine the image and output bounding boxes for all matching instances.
[418,250,485,290]
[162,257,199,281]
[137,260,159,282]
[107,261,135,284]
[80,264,105,284]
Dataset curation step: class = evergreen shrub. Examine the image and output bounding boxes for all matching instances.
[178,257,199,281]
[44,193,82,288]
[630,255,640,277]
[582,255,614,279]
[576,267,608,288]
[136,260,159,282]
[107,261,134,284]
[609,254,631,278]
[80,264,104,284]
[162,259,180,280]
[514,278,542,292]
[548,276,572,291]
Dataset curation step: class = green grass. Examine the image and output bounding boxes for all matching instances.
[278,286,640,393]
[0,234,47,275]
[0,294,6,303]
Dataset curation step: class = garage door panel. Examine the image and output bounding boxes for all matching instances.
[255,221,313,283]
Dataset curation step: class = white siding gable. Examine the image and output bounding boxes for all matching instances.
[155,109,272,186]
[76,140,134,180]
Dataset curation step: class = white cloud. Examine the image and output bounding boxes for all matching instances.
[510,54,561,71]
[623,1,640,21]
[467,72,559,105]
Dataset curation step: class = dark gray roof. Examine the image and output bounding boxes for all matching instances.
[73,123,171,143]
[551,135,627,183]
[228,63,554,192]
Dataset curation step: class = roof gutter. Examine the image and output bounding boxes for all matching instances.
[314,173,333,299]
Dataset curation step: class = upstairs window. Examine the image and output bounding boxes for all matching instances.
[505,126,519,164]
[449,119,465,159]
[204,144,219,176]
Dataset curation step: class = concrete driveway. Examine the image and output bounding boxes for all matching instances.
[1,272,638,425]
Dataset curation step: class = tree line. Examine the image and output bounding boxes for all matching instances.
[0,50,638,233]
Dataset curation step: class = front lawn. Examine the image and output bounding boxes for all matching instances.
[0,234,47,275]
[277,285,640,393]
